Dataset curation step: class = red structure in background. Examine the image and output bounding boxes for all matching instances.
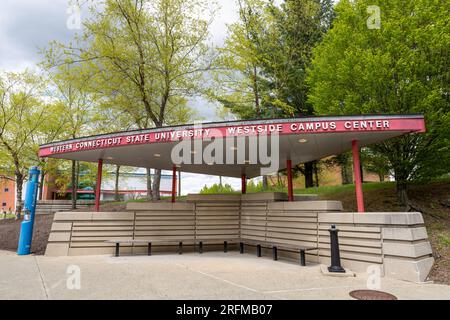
[352,140,365,212]
[172,165,177,203]
[241,174,246,194]
[286,160,294,202]
[95,159,103,212]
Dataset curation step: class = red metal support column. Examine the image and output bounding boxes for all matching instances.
[171,165,177,203]
[287,159,294,202]
[241,174,247,194]
[352,140,365,213]
[94,159,103,212]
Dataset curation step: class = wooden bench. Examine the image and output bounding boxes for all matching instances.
[196,239,240,254]
[105,239,194,257]
[239,240,316,266]
[106,239,316,266]
[238,239,265,256]
[106,239,238,257]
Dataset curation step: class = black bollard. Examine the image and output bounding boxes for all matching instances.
[328,225,345,273]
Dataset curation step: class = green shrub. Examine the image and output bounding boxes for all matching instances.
[199,183,237,194]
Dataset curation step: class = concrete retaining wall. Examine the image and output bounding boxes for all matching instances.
[45,193,434,282]
[316,212,434,282]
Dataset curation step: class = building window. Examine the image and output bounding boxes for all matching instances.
[4,188,9,192]
[2,202,6,207]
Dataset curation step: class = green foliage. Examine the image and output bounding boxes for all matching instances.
[208,0,273,120]
[261,0,334,116]
[438,234,450,246]
[246,179,285,193]
[199,183,237,194]
[307,0,450,203]
[0,71,49,211]
[246,180,265,193]
[45,0,213,129]
[210,0,334,120]
[52,161,106,196]
[42,0,216,199]
[361,148,390,181]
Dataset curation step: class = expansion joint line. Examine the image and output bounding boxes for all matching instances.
[34,256,50,300]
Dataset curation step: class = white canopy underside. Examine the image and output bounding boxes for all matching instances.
[46,130,405,178]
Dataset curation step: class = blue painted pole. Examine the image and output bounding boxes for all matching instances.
[17,167,41,255]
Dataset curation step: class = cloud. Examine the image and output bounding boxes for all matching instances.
[0,0,238,72]
[0,0,88,71]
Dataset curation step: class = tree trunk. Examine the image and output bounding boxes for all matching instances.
[396,181,408,207]
[38,171,45,200]
[262,176,268,189]
[15,172,24,217]
[71,160,77,210]
[360,163,364,183]
[115,165,121,201]
[340,163,351,185]
[152,169,161,201]
[146,168,152,200]
[394,163,409,206]
[314,162,319,187]
[304,162,314,188]
[379,173,385,182]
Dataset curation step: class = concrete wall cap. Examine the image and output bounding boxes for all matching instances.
[54,212,93,221]
[186,194,242,202]
[278,201,343,211]
[353,212,424,225]
[241,192,287,202]
[318,212,354,224]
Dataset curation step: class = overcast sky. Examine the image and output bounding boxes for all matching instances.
[0,0,236,70]
[0,0,243,117]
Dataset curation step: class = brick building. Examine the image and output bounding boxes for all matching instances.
[0,178,16,212]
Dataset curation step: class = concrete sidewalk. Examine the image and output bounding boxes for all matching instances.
[0,250,449,300]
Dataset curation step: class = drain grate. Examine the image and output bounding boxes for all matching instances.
[349,290,397,300]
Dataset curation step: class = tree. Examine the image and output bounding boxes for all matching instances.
[211,0,330,189]
[52,160,102,200]
[45,0,215,200]
[213,0,334,188]
[361,149,390,182]
[262,0,334,188]
[0,71,47,214]
[307,0,450,205]
[32,102,69,200]
[209,0,273,120]
[43,64,99,209]
[212,0,276,189]
[324,153,353,185]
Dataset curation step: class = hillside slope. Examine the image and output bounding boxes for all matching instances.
[320,179,450,284]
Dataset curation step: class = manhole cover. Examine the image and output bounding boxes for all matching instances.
[349,290,397,300]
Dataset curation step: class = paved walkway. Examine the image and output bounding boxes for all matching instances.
[0,250,449,300]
